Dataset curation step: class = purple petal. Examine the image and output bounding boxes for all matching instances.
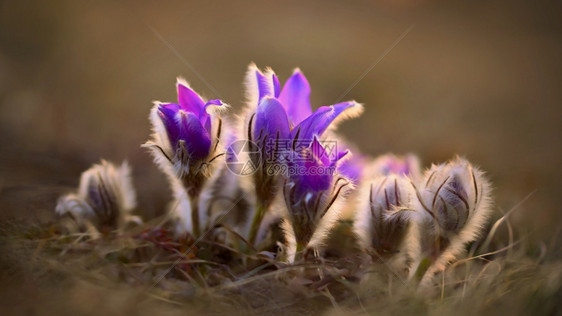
[255,69,273,102]
[338,154,364,185]
[157,103,181,148]
[310,137,330,166]
[293,166,332,200]
[272,74,281,98]
[177,83,204,114]
[333,150,349,166]
[254,97,291,142]
[290,139,345,201]
[199,99,223,133]
[292,101,357,145]
[291,153,332,201]
[279,70,312,126]
[178,111,212,160]
[205,99,222,106]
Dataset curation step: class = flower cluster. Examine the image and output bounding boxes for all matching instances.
[236,65,363,256]
[56,63,493,286]
[354,155,491,282]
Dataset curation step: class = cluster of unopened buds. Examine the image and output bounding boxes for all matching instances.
[56,63,492,285]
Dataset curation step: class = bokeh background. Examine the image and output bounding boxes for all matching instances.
[1,0,561,245]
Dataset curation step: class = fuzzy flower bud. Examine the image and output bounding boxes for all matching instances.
[411,157,492,283]
[354,174,417,260]
[55,160,140,234]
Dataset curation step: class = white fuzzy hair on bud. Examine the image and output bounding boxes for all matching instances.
[55,160,141,235]
[354,174,418,271]
[410,157,493,285]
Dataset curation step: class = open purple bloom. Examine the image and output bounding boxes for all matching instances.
[247,65,363,149]
[155,81,224,161]
[251,66,311,126]
[253,97,290,142]
[243,65,363,252]
[145,79,228,237]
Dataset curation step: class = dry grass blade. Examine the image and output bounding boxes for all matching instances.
[480,191,535,252]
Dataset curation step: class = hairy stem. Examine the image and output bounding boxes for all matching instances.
[294,242,306,262]
[248,203,266,247]
[190,196,200,238]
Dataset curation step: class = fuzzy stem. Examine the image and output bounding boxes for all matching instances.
[190,196,200,238]
[182,173,204,238]
[248,203,266,247]
[294,242,306,262]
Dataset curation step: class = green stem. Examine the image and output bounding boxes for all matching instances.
[248,204,266,248]
[294,242,306,262]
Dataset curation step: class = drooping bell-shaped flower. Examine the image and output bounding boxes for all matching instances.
[241,64,363,247]
[411,157,492,284]
[144,79,228,237]
[354,174,417,263]
[55,160,140,235]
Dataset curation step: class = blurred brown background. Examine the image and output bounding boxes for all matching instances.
[1,0,561,244]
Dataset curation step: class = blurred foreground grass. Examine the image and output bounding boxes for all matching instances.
[1,205,561,315]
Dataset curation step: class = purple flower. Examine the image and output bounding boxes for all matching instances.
[145,79,228,237]
[250,65,311,127]
[282,138,355,261]
[243,65,362,207]
[243,65,363,253]
[289,136,348,201]
[154,80,225,163]
[247,65,363,150]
